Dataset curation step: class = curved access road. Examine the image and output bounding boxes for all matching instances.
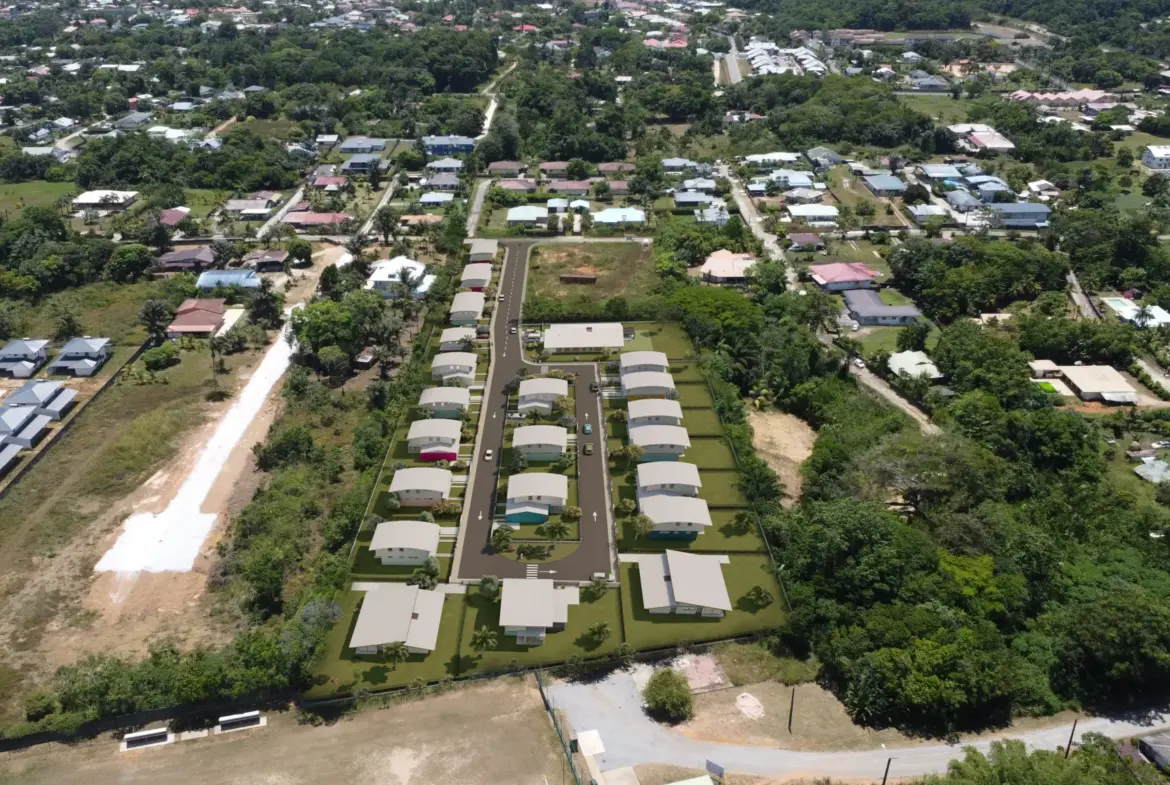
[450,240,616,582]
[548,670,1170,780]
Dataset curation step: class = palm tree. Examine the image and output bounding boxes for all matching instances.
[383,641,410,670]
[1138,304,1155,329]
[588,622,611,643]
[541,519,570,542]
[373,207,398,245]
[490,526,513,553]
[471,625,498,652]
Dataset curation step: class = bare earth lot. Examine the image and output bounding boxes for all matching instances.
[746,410,816,507]
[527,243,657,302]
[0,676,564,785]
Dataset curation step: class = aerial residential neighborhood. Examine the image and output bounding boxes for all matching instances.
[2,1,1170,784]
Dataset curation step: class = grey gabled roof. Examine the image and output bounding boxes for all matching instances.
[6,380,63,407]
[369,520,441,554]
[843,289,922,319]
[388,467,452,495]
[637,461,702,489]
[418,386,470,407]
[349,583,443,651]
[507,472,569,501]
[407,418,461,441]
[57,336,109,356]
[640,494,711,526]
[628,424,690,449]
[0,339,48,358]
[627,398,683,421]
[638,551,731,611]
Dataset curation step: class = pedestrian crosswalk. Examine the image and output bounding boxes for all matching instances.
[525,564,539,578]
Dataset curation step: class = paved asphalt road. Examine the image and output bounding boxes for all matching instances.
[453,240,615,582]
[549,669,1170,780]
[724,36,743,84]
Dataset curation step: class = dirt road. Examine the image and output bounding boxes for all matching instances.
[0,677,565,785]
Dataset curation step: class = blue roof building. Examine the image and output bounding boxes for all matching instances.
[863,174,907,196]
[985,202,1051,228]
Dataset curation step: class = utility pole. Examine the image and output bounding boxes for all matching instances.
[881,758,892,785]
[1065,719,1078,759]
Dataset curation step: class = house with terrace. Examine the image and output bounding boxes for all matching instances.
[638,494,712,540]
[6,380,77,421]
[499,579,579,646]
[349,583,444,655]
[627,398,684,427]
[417,386,470,419]
[636,550,732,616]
[637,461,702,497]
[48,337,110,377]
[426,157,464,174]
[628,424,690,461]
[388,467,453,507]
[513,425,568,461]
[505,473,569,524]
[518,377,569,414]
[431,352,477,387]
[369,520,441,566]
[621,370,676,399]
[406,419,461,462]
[0,339,48,379]
[449,291,486,325]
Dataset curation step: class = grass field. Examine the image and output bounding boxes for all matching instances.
[624,323,697,360]
[616,507,766,553]
[857,324,941,356]
[20,280,164,344]
[679,407,724,436]
[186,188,229,218]
[825,239,893,278]
[619,555,786,648]
[527,243,658,303]
[676,382,714,409]
[897,93,972,125]
[240,119,302,139]
[0,180,75,214]
[687,436,738,470]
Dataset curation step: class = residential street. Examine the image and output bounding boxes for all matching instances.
[450,240,616,582]
[723,36,743,84]
[466,179,490,239]
[549,670,1170,780]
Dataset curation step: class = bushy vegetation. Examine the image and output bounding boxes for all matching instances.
[642,668,693,722]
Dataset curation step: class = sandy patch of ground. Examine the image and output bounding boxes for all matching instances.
[746,410,816,506]
[679,681,1084,755]
[635,763,905,785]
[0,676,564,785]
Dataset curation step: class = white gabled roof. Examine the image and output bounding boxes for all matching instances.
[627,398,683,421]
[518,377,569,398]
[638,551,731,611]
[418,387,471,407]
[408,418,461,441]
[439,327,477,345]
[388,467,452,495]
[543,322,625,351]
[507,472,569,501]
[637,461,701,489]
[622,371,676,392]
[513,425,568,448]
[450,291,486,314]
[431,351,477,371]
[460,262,493,283]
[628,424,690,449]
[640,494,711,526]
[349,583,444,651]
[499,579,578,628]
[369,520,441,553]
[620,350,669,370]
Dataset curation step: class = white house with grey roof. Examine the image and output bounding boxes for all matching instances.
[0,339,49,379]
[637,461,702,497]
[620,351,669,374]
[627,398,684,427]
[628,424,690,461]
[349,583,445,655]
[417,387,470,419]
[639,494,712,540]
[449,291,486,325]
[513,425,568,461]
[406,419,461,461]
[518,377,569,414]
[439,327,477,352]
[6,380,77,421]
[468,239,499,263]
[636,551,732,616]
[460,263,493,291]
[0,443,21,477]
[388,467,453,507]
[369,520,441,566]
[505,473,569,524]
[621,371,676,399]
[543,323,625,353]
[431,352,477,387]
[48,336,110,377]
[0,406,50,449]
[499,579,579,646]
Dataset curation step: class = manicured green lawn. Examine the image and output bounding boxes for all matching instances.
[681,407,725,436]
[350,533,455,581]
[306,589,465,699]
[616,507,767,553]
[687,437,738,470]
[676,382,714,408]
[878,288,914,306]
[697,470,750,506]
[669,362,705,382]
[624,323,697,360]
[858,325,940,356]
[0,180,75,213]
[620,555,786,649]
[897,93,972,125]
[185,188,229,217]
[459,587,622,673]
